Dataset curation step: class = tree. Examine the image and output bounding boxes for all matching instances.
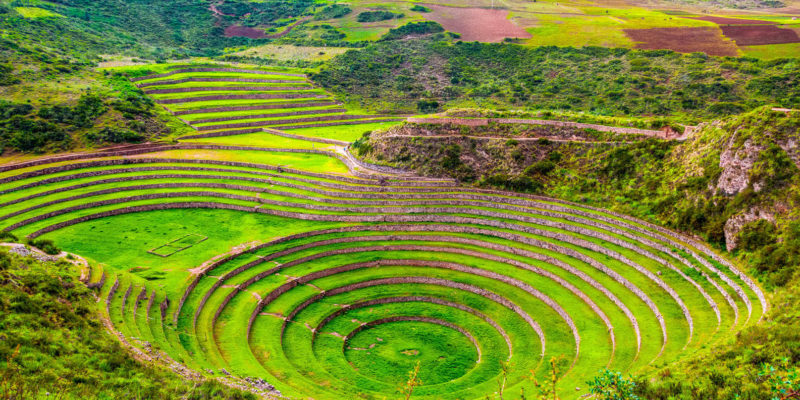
[587,369,639,400]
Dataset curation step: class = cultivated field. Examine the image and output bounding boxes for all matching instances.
[297,0,800,58]
[0,63,769,399]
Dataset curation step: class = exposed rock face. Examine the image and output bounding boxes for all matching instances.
[724,207,775,252]
[716,136,761,196]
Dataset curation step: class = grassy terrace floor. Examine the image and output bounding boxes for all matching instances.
[0,62,767,399]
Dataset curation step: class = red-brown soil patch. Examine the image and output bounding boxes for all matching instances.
[423,4,532,42]
[686,16,774,25]
[225,25,266,39]
[224,18,309,39]
[721,25,800,45]
[625,27,739,56]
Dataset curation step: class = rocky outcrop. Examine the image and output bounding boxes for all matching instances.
[716,136,761,196]
[724,207,776,251]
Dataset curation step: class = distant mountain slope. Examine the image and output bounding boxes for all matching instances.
[0,0,315,58]
[311,39,800,119]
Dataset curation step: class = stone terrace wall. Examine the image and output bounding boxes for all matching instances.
[156,93,325,104]
[129,68,306,82]
[171,101,339,116]
[189,109,347,124]
[137,77,302,87]
[145,86,313,94]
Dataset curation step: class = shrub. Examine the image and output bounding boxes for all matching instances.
[2,116,70,152]
[357,11,403,23]
[441,144,462,170]
[737,219,777,251]
[483,174,542,193]
[410,5,430,12]
[600,148,631,178]
[314,4,351,20]
[588,369,640,400]
[525,160,556,176]
[86,127,144,144]
[380,21,443,41]
[0,231,18,242]
[28,239,60,255]
[417,99,440,113]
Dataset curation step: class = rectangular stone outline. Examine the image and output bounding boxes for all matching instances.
[147,233,208,258]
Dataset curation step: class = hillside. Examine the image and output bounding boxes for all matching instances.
[1,0,800,399]
[311,39,800,118]
[0,245,255,399]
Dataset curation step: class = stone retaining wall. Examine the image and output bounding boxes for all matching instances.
[145,86,313,95]
[146,290,156,322]
[342,316,481,361]
[156,93,325,104]
[160,295,170,320]
[189,109,347,125]
[193,114,380,131]
[308,295,513,358]
[172,101,339,116]
[274,118,403,130]
[87,271,106,289]
[0,155,446,189]
[248,274,545,357]
[129,68,305,82]
[121,283,132,317]
[262,128,349,146]
[343,146,410,175]
[137,77,303,87]
[10,180,713,335]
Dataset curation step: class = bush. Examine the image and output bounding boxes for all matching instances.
[0,231,18,242]
[417,99,440,113]
[737,219,777,251]
[525,160,556,176]
[2,116,70,152]
[28,239,60,255]
[86,127,145,144]
[483,173,542,193]
[441,144,462,170]
[380,21,443,40]
[314,4,351,20]
[357,11,403,22]
[410,5,431,12]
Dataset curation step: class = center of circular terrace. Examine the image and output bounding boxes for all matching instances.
[344,320,479,385]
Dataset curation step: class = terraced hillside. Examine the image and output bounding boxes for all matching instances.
[0,64,768,399]
[130,65,405,140]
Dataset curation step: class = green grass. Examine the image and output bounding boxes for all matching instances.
[740,43,800,60]
[184,131,338,149]
[281,120,403,142]
[14,6,62,18]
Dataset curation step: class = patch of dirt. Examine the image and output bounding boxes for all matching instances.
[423,4,532,42]
[685,16,774,25]
[721,24,800,45]
[224,17,310,39]
[624,27,739,56]
[225,25,267,39]
[401,349,420,356]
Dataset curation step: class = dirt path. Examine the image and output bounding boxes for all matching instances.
[408,117,692,140]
